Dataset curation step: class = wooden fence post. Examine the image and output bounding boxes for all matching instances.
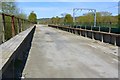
[11,16,15,37]
[17,18,20,33]
[20,19,23,32]
[2,13,5,42]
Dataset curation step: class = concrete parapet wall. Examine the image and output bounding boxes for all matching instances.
[0,26,36,79]
[48,25,120,47]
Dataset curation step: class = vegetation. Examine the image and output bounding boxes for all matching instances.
[64,14,73,25]
[38,11,118,28]
[118,14,120,28]
[0,1,28,41]
[76,12,118,27]
[28,11,37,24]
[51,16,60,24]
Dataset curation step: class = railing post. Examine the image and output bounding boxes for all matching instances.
[20,19,22,31]
[79,26,81,36]
[114,36,116,46]
[22,19,24,31]
[85,25,87,37]
[2,13,5,42]
[99,22,101,32]
[79,30,81,36]
[17,18,20,33]
[109,22,111,33]
[92,32,94,40]
[101,34,103,42]
[23,20,27,30]
[11,15,15,36]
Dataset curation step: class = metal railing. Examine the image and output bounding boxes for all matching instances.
[0,13,35,44]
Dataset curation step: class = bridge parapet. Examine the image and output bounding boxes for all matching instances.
[0,13,35,44]
[0,25,36,79]
[48,25,120,47]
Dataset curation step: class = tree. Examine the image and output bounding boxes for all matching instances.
[77,11,118,27]
[2,2,19,15]
[28,11,37,23]
[51,16,60,25]
[51,17,56,24]
[64,14,73,25]
[56,16,60,24]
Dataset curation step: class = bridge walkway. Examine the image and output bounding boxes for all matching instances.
[22,25,118,78]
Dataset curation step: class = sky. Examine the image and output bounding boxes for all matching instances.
[3,0,119,2]
[16,2,119,19]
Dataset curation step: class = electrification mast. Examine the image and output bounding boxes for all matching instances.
[73,8,96,27]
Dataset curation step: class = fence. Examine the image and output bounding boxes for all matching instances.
[48,25,120,47]
[56,22,120,34]
[0,13,35,44]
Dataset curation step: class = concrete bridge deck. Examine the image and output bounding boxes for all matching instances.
[22,25,118,78]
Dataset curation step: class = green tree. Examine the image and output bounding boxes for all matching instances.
[28,11,37,23]
[77,12,118,27]
[51,17,56,24]
[56,16,60,24]
[64,14,73,25]
[51,16,60,25]
[2,2,19,15]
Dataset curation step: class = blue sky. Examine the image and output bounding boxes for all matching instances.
[17,2,118,19]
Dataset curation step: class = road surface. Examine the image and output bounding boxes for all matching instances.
[22,25,118,78]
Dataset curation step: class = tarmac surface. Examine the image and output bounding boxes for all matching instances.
[22,25,118,78]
